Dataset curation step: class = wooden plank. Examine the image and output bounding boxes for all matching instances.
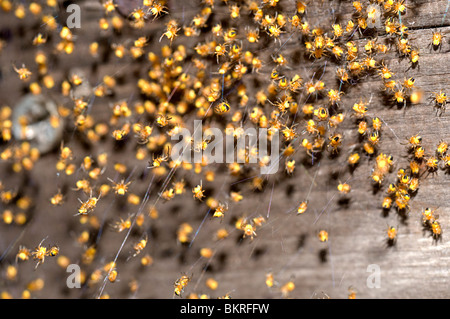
[0,0,450,299]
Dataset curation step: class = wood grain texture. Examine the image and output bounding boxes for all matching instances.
[0,0,449,299]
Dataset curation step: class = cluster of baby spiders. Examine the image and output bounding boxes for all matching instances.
[0,0,448,299]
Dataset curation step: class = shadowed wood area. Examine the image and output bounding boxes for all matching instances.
[0,0,449,299]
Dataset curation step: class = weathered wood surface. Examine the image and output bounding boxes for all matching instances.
[0,0,450,299]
